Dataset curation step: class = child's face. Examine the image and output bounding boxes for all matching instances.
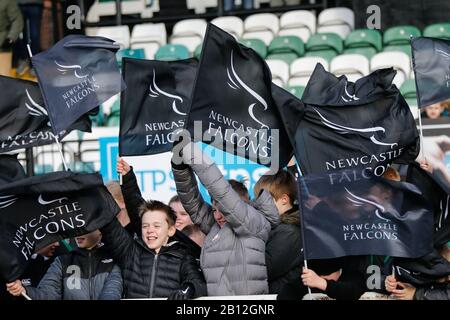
[171,201,193,231]
[75,230,101,249]
[141,210,176,252]
[425,103,444,119]
[212,202,226,228]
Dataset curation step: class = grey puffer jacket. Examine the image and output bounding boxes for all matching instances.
[172,143,279,296]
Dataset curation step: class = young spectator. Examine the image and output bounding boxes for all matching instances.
[169,195,194,231]
[0,0,23,76]
[385,243,450,300]
[423,102,445,119]
[171,142,279,296]
[6,230,122,300]
[100,200,206,299]
[254,170,303,294]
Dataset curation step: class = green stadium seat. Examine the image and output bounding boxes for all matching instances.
[116,48,145,67]
[424,23,450,40]
[266,53,298,65]
[383,25,421,46]
[34,164,53,175]
[106,115,120,127]
[240,38,267,58]
[90,105,105,127]
[194,44,202,60]
[59,161,96,173]
[285,85,305,99]
[400,79,417,99]
[383,44,412,57]
[345,29,382,51]
[268,36,305,57]
[304,50,337,62]
[343,47,377,59]
[306,33,344,54]
[155,44,190,61]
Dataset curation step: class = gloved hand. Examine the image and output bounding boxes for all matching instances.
[168,283,195,300]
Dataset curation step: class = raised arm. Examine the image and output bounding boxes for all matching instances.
[100,218,135,269]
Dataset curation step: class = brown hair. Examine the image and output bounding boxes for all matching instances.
[139,200,176,226]
[228,179,250,201]
[168,195,180,206]
[254,170,297,205]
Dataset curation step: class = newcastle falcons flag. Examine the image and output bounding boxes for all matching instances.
[278,64,419,176]
[31,35,126,135]
[300,169,434,259]
[411,37,450,108]
[187,23,293,167]
[0,172,120,282]
[120,57,197,156]
[0,154,26,185]
[0,76,92,154]
[406,162,449,247]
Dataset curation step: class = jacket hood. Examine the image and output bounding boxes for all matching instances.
[252,189,280,227]
[280,205,301,226]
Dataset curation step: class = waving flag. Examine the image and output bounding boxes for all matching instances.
[277,64,419,175]
[299,169,434,259]
[0,172,119,282]
[187,23,293,168]
[31,35,125,134]
[0,76,92,154]
[120,58,197,156]
[411,37,450,108]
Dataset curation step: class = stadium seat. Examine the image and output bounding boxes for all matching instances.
[130,23,166,59]
[285,85,305,99]
[243,13,279,46]
[194,44,202,60]
[306,33,344,54]
[279,10,316,43]
[170,19,207,53]
[317,7,355,39]
[383,25,421,46]
[423,23,450,40]
[155,44,190,61]
[266,36,304,64]
[304,50,337,62]
[383,44,412,57]
[343,47,377,59]
[87,0,160,23]
[370,51,411,88]
[106,99,120,126]
[266,59,289,87]
[330,54,370,82]
[186,0,217,14]
[289,56,329,86]
[34,164,53,175]
[85,26,130,49]
[400,79,418,107]
[211,16,244,39]
[116,48,145,67]
[345,29,382,51]
[240,38,267,58]
[90,105,105,127]
[59,161,96,173]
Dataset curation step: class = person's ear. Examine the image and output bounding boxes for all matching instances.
[168,225,176,237]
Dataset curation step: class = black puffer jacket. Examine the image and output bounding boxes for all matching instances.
[266,206,303,294]
[101,218,206,299]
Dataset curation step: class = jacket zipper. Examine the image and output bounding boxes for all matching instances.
[88,251,93,300]
[149,254,158,298]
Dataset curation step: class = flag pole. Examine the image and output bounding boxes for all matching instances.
[21,291,32,300]
[294,158,312,300]
[417,107,427,163]
[27,44,69,171]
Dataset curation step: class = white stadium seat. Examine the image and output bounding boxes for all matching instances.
[211,16,244,39]
[243,13,279,46]
[85,26,130,49]
[130,23,166,59]
[317,7,354,39]
[170,19,207,53]
[289,56,329,87]
[266,59,290,87]
[371,51,411,88]
[330,54,370,82]
[279,10,316,43]
[186,0,218,14]
[87,0,159,23]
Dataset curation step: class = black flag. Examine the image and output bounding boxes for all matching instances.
[187,23,293,167]
[0,76,92,153]
[0,154,26,184]
[411,37,450,108]
[0,171,119,282]
[31,35,125,134]
[406,162,449,247]
[279,64,419,176]
[120,57,197,156]
[300,169,434,259]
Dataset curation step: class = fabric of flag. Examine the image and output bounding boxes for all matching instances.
[411,37,450,108]
[0,172,120,282]
[0,76,92,153]
[119,57,197,156]
[187,23,293,167]
[31,35,125,134]
[299,169,434,259]
[0,154,26,184]
[277,63,419,175]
